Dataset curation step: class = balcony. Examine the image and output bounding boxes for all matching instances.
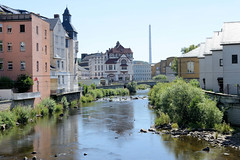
[12,92,40,100]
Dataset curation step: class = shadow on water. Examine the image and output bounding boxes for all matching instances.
[0,90,240,159]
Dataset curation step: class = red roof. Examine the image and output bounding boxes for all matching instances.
[107,41,133,54]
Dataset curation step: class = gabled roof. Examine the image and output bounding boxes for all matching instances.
[45,18,59,30]
[62,21,78,33]
[222,22,240,45]
[180,43,205,58]
[107,41,133,54]
[105,58,118,64]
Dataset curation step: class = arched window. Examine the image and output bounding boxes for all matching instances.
[121,59,127,65]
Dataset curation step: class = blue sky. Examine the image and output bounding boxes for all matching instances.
[2,0,240,63]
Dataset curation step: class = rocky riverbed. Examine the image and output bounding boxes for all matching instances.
[140,126,240,151]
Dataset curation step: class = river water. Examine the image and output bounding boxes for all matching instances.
[0,90,239,160]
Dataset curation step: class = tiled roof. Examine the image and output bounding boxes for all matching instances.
[105,58,118,64]
[46,18,58,30]
[222,22,240,45]
[107,41,133,54]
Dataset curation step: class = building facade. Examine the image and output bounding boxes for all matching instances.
[0,8,50,104]
[133,61,151,81]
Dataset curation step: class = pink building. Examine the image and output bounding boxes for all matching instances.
[0,13,50,105]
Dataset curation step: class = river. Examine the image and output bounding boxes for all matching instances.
[0,90,239,160]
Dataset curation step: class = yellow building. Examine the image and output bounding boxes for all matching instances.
[177,44,204,80]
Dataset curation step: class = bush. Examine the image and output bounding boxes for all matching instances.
[83,85,89,96]
[35,104,49,116]
[90,83,96,90]
[153,74,167,81]
[61,96,69,109]
[126,82,137,94]
[189,79,200,88]
[0,110,16,128]
[0,76,14,89]
[149,78,223,128]
[70,100,78,108]
[55,104,63,113]
[12,106,32,124]
[40,98,56,114]
[155,111,170,126]
[214,122,233,134]
[136,84,150,90]
[171,123,179,129]
[14,74,33,93]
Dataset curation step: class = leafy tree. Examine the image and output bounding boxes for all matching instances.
[181,44,198,54]
[14,74,33,93]
[170,57,178,73]
[153,74,167,81]
[126,81,137,94]
[0,76,14,89]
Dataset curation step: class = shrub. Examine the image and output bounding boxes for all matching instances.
[12,106,32,124]
[80,96,87,103]
[70,100,78,108]
[126,82,137,94]
[95,89,103,98]
[90,83,96,90]
[0,110,16,128]
[14,74,33,93]
[149,78,223,128]
[136,84,150,90]
[155,111,170,126]
[214,122,233,134]
[171,123,179,129]
[55,104,63,113]
[153,74,167,81]
[189,79,200,88]
[83,85,89,95]
[61,96,69,109]
[35,104,49,116]
[0,76,14,89]
[40,98,56,114]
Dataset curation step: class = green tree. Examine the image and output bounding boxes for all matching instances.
[170,57,178,73]
[181,44,198,54]
[14,74,33,93]
[153,74,167,81]
[126,81,137,94]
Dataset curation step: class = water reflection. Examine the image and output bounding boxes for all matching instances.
[0,90,239,160]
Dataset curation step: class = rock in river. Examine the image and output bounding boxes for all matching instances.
[202,147,210,152]
[140,128,148,133]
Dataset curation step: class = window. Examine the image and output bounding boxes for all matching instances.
[36,26,38,34]
[0,24,2,33]
[7,43,12,51]
[20,25,25,32]
[8,61,13,70]
[232,55,238,64]
[45,45,47,55]
[109,65,113,70]
[37,61,39,72]
[98,65,100,71]
[20,61,25,70]
[57,60,60,69]
[36,43,39,51]
[7,25,12,33]
[58,76,60,84]
[45,62,47,72]
[122,66,127,70]
[101,65,103,71]
[187,61,194,73]
[62,76,64,84]
[95,66,97,71]
[0,41,3,52]
[0,59,3,70]
[45,30,47,39]
[219,59,223,66]
[65,39,69,48]
[61,61,64,70]
[20,42,25,51]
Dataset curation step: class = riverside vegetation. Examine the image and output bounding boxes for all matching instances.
[148,78,231,133]
[0,84,130,131]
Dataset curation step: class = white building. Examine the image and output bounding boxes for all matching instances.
[133,61,151,81]
[88,53,105,79]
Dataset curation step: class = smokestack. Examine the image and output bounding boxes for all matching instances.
[149,25,152,64]
[54,14,59,18]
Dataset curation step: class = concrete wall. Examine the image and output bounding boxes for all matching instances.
[0,89,12,100]
[0,100,11,111]
[199,57,206,89]
[212,50,223,92]
[204,55,213,90]
[223,45,240,94]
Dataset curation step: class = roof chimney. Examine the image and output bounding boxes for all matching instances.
[54,14,59,18]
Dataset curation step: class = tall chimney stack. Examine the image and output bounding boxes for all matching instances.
[54,14,59,18]
[149,24,152,64]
